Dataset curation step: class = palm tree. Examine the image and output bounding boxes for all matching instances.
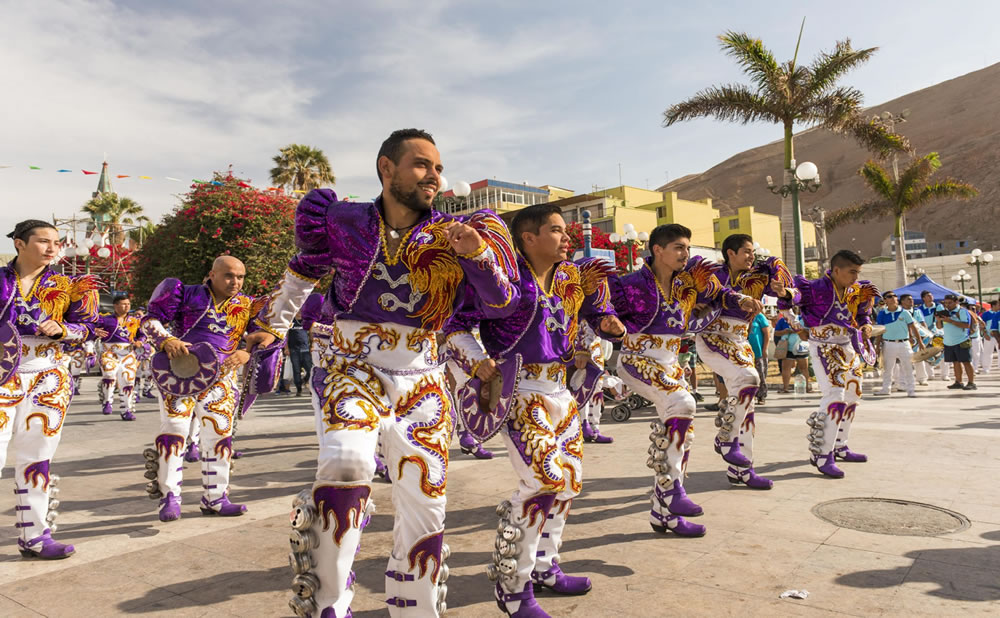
[82,193,145,246]
[663,23,910,273]
[269,144,335,192]
[127,216,156,248]
[825,152,977,286]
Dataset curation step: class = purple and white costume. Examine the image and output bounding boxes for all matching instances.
[0,263,99,559]
[96,312,143,419]
[610,259,744,537]
[259,190,518,618]
[779,273,879,478]
[446,257,618,616]
[141,280,266,519]
[695,257,792,488]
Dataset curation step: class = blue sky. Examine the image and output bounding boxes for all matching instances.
[2,0,999,245]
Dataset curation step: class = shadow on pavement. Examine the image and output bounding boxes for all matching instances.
[119,565,289,613]
[835,536,1000,601]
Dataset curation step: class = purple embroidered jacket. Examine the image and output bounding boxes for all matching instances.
[611,257,745,336]
[445,257,618,372]
[0,261,100,343]
[707,256,793,323]
[777,273,879,330]
[96,313,145,345]
[257,189,520,337]
[142,281,264,360]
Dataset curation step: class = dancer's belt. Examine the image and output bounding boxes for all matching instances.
[322,320,439,375]
[621,333,682,365]
[17,336,67,373]
[702,316,750,339]
[884,338,909,342]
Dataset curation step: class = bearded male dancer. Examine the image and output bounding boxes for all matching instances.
[773,249,879,478]
[95,296,142,420]
[141,256,268,521]
[695,234,792,490]
[1,220,100,559]
[247,129,520,618]
[611,224,760,538]
[446,204,624,617]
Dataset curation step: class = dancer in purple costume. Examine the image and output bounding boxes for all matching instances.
[774,249,879,478]
[695,234,793,489]
[446,204,624,617]
[1,220,101,559]
[141,256,268,521]
[247,129,520,618]
[610,224,760,538]
[95,296,143,420]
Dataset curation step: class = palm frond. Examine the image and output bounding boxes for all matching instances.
[844,117,911,158]
[895,153,941,205]
[802,87,866,126]
[718,31,783,92]
[807,40,878,97]
[825,199,895,230]
[911,178,978,210]
[857,161,896,201]
[663,84,781,127]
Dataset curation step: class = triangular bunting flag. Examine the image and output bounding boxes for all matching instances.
[139,176,152,179]
[165,177,180,181]
[57,169,72,173]
[29,166,41,170]
[82,170,97,175]
[117,175,130,178]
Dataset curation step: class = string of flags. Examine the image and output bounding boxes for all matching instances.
[0,164,350,195]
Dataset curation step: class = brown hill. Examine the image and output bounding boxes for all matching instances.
[659,62,1000,259]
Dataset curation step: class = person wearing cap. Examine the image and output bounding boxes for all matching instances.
[245,129,520,618]
[94,295,143,420]
[914,290,948,384]
[873,292,923,397]
[694,233,793,490]
[773,250,880,479]
[141,255,268,522]
[445,203,623,616]
[937,294,976,390]
[1,219,101,560]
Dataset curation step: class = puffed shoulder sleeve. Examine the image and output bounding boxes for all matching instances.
[61,274,102,342]
[142,278,184,349]
[760,256,794,298]
[257,190,339,337]
[576,258,621,340]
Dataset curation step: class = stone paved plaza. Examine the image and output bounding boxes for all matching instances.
[2,373,999,617]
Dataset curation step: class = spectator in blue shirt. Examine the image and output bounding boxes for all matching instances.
[937,294,975,390]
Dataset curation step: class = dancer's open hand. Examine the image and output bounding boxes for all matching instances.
[222,350,250,372]
[163,338,191,359]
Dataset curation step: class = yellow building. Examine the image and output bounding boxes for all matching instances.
[636,191,719,248]
[713,205,818,270]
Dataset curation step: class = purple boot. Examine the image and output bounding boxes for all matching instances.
[121,409,136,421]
[458,430,494,459]
[834,446,868,463]
[183,442,200,463]
[649,510,706,537]
[495,582,550,617]
[143,390,157,400]
[714,436,751,467]
[73,382,81,396]
[158,492,181,522]
[531,560,592,595]
[200,494,247,517]
[726,466,773,490]
[102,402,113,415]
[590,427,613,444]
[656,483,703,517]
[810,453,845,478]
[581,420,597,443]
[18,529,75,560]
[374,453,390,481]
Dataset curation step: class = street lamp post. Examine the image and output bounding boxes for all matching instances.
[582,210,592,258]
[767,160,821,276]
[952,271,972,296]
[967,248,994,305]
[609,224,649,272]
[907,267,925,281]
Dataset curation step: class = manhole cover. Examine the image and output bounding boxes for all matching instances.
[812,498,970,536]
